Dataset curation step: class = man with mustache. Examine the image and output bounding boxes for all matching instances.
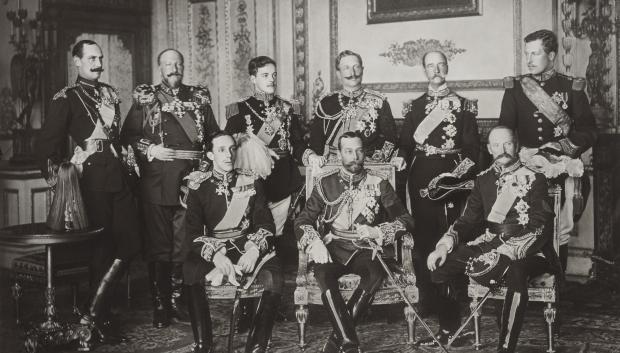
[123,48,220,328]
[225,56,306,241]
[304,50,398,168]
[420,126,558,352]
[36,39,141,343]
[295,131,414,353]
[396,50,480,319]
[183,131,283,353]
[499,29,597,270]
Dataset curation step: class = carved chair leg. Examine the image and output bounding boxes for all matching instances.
[11,282,22,325]
[544,302,556,353]
[296,305,308,349]
[404,305,416,344]
[471,296,482,350]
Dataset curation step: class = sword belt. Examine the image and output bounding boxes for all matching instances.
[415,144,461,156]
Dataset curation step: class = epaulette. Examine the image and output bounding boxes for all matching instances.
[572,77,586,91]
[462,97,478,115]
[133,84,156,106]
[192,85,212,105]
[313,92,337,118]
[277,95,301,115]
[367,168,388,180]
[185,170,212,190]
[363,88,387,100]
[100,84,121,104]
[317,168,339,180]
[503,76,515,89]
[52,85,76,101]
[226,102,241,119]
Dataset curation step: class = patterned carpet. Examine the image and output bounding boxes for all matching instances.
[1,261,620,353]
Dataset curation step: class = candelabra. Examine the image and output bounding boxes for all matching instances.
[5,0,55,164]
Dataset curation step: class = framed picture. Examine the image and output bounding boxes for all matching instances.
[367,0,482,24]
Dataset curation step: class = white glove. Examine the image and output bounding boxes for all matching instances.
[427,245,449,271]
[148,143,175,161]
[307,237,331,264]
[308,153,326,169]
[237,247,260,273]
[356,224,382,245]
[213,251,242,286]
[391,156,406,171]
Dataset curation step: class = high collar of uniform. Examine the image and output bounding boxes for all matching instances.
[76,76,100,90]
[340,87,364,99]
[338,167,366,185]
[212,168,234,182]
[493,159,522,177]
[159,80,183,97]
[532,68,556,82]
[253,90,275,103]
[427,83,450,98]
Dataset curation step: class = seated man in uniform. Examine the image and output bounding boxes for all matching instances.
[295,131,415,353]
[183,131,283,353]
[420,126,559,353]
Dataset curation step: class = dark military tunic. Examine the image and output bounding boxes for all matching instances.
[396,88,480,303]
[294,168,414,265]
[122,83,220,206]
[307,88,398,163]
[499,70,596,156]
[224,95,306,203]
[35,75,140,277]
[183,170,279,286]
[430,161,557,337]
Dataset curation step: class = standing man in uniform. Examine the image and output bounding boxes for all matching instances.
[183,131,283,353]
[499,29,597,269]
[304,50,399,168]
[396,51,480,315]
[421,126,558,352]
[225,56,306,240]
[123,48,220,327]
[36,39,141,340]
[295,131,415,353]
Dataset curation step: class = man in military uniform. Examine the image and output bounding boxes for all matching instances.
[419,126,557,353]
[499,29,597,269]
[225,56,306,239]
[35,40,141,340]
[396,51,480,315]
[183,132,283,353]
[122,49,220,327]
[295,131,415,353]
[304,50,399,168]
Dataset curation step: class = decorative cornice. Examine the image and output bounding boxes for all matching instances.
[293,0,309,117]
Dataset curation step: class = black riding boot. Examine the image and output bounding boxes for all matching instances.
[498,290,528,353]
[149,262,171,328]
[170,262,190,323]
[322,289,361,353]
[322,288,376,353]
[244,291,281,353]
[80,259,126,343]
[187,284,213,353]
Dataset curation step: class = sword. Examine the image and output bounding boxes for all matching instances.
[226,251,276,353]
[360,239,449,353]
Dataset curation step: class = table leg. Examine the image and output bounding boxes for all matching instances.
[41,245,60,330]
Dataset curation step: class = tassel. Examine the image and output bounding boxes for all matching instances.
[46,162,89,231]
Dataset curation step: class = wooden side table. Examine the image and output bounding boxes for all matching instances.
[0,223,103,353]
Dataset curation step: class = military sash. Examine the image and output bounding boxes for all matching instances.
[413,104,447,144]
[331,174,381,230]
[158,92,199,143]
[487,184,519,224]
[256,115,282,146]
[520,76,571,136]
[214,174,255,230]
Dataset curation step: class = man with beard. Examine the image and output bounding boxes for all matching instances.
[396,50,480,317]
[304,50,399,168]
[36,39,141,341]
[295,131,414,353]
[418,126,558,353]
[123,48,220,327]
[225,56,306,240]
[183,131,283,353]
[499,29,597,269]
